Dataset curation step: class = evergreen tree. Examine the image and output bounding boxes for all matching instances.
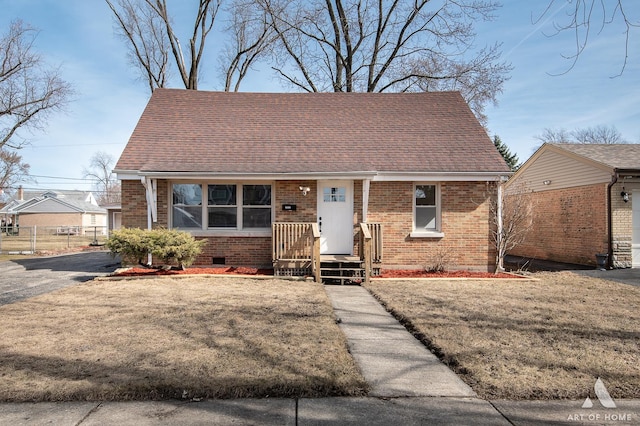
[493,135,520,171]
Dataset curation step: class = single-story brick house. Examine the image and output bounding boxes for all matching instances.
[504,143,640,269]
[114,89,510,280]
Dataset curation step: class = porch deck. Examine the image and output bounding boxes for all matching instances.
[272,222,382,283]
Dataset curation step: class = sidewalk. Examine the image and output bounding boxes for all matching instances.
[0,285,638,425]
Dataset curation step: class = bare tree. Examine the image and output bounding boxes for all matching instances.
[106,0,221,92]
[0,149,30,201]
[83,151,121,205]
[493,182,535,272]
[536,125,628,145]
[256,0,510,123]
[572,125,627,144]
[220,0,278,91]
[536,1,638,75]
[534,128,572,144]
[106,0,170,93]
[1,20,73,149]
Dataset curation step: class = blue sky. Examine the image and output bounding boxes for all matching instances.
[1,0,639,193]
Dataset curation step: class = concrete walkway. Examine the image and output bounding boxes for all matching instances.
[324,285,475,398]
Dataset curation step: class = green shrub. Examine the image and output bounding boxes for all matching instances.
[106,228,152,266]
[106,228,206,269]
[151,228,206,269]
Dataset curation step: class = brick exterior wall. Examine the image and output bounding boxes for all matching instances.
[508,183,609,266]
[121,180,149,230]
[121,179,497,271]
[367,181,496,271]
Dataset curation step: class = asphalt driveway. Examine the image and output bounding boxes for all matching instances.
[573,267,640,287]
[0,251,120,306]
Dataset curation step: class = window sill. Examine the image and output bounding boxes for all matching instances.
[186,229,272,238]
[410,231,445,239]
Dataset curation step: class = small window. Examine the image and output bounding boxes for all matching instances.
[323,187,346,203]
[414,184,438,232]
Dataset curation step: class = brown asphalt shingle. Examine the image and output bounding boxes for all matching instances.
[115,89,509,175]
[552,143,640,170]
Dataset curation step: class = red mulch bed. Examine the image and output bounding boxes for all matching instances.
[113,267,520,278]
[114,267,273,277]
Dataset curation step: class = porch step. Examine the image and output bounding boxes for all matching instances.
[320,258,365,285]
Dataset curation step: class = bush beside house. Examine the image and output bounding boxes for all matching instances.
[107,228,206,269]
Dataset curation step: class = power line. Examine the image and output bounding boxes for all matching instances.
[24,143,123,149]
[28,174,94,181]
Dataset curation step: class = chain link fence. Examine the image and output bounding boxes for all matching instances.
[0,226,109,254]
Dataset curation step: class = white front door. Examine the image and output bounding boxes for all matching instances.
[633,191,640,268]
[317,180,354,254]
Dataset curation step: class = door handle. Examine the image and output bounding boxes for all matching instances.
[319,217,322,233]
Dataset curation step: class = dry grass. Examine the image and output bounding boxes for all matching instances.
[364,272,640,400]
[0,276,367,402]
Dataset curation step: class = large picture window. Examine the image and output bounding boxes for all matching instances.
[413,184,441,236]
[171,183,272,231]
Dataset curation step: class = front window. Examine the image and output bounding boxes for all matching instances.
[208,184,237,228]
[243,185,272,228]
[173,184,203,229]
[414,184,438,232]
[172,183,272,231]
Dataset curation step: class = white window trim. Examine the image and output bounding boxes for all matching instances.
[410,182,444,238]
[170,181,274,237]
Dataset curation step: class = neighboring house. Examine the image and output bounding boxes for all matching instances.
[114,89,510,279]
[0,188,107,234]
[504,143,640,269]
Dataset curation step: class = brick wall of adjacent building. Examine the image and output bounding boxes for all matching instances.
[122,179,498,270]
[508,183,609,266]
[14,213,82,227]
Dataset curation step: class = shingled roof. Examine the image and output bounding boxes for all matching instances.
[115,89,509,176]
[551,143,640,170]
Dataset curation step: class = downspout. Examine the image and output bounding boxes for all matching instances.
[606,172,618,269]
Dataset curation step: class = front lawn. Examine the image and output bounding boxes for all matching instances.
[365,272,640,399]
[0,277,368,401]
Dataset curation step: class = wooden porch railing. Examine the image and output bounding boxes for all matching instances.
[366,222,383,263]
[272,222,321,282]
[272,222,382,283]
[358,223,372,284]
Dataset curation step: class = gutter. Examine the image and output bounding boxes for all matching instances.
[115,170,512,182]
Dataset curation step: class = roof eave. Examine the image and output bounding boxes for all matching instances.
[116,170,511,182]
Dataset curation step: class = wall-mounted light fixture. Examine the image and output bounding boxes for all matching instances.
[621,189,629,203]
[543,180,551,185]
[299,186,311,196]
